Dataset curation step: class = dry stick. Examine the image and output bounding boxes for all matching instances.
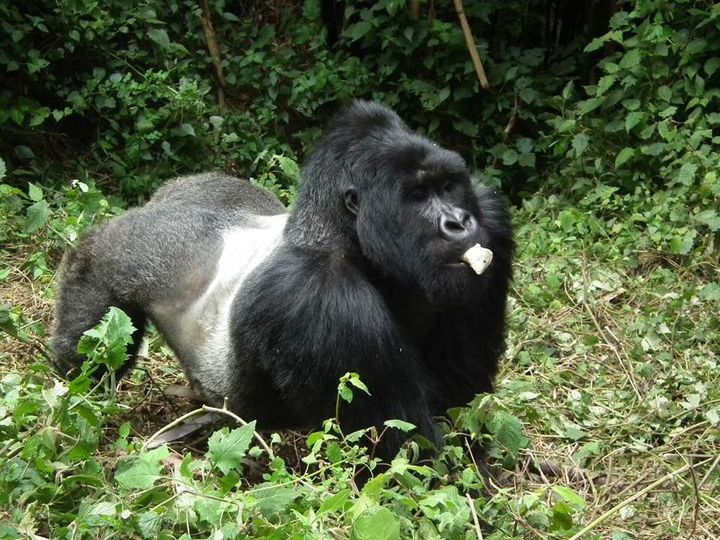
[452,0,490,89]
[580,267,642,401]
[410,0,420,20]
[568,461,696,540]
[144,402,274,459]
[199,0,226,112]
[466,493,484,540]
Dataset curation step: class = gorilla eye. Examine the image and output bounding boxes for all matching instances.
[410,187,428,201]
[442,181,455,194]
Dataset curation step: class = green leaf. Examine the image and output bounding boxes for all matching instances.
[179,123,195,137]
[614,147,634,168]
[625,111,643,132]
[351,508,400,540]
[77,307,136,370]
[276,155,299,181]
[27,182,43,202]
[207,422,256,474]
[24,200,50,233]
[384,419,416,432]
[252,485,300,518]
[114,446,169,490]
[501,149,518,165]
[572,133,588,157]
[347,21,372,41]
[488,411,528,466]
[686,39,707,56]
[698,283,720,301]
[147,28,171,49]
[319,488,352,514]
[619,49,641,70]
[669,230,696,255]
[577,97,603,116]
[704,57,720,76]
[657,85,672,102]
[693,209,720,231]
[678,163,697,186]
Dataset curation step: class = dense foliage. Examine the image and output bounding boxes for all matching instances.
[1,0,718,538]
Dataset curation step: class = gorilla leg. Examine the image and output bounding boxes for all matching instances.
[53,239,147,379]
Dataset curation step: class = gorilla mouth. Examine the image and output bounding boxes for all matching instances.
[460,244,493,275]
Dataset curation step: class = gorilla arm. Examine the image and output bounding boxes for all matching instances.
[227,246,443,458]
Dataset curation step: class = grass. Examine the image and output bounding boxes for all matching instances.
[0,180,718,538]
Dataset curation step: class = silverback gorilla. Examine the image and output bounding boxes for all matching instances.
[53,101,513,458]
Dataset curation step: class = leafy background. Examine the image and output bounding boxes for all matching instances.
[0,0,718,538]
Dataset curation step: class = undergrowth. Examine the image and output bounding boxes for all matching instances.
[1,0,719,538]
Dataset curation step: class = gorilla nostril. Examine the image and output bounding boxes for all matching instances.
[440,213,472,240]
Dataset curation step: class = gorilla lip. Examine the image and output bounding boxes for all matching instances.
[460,244,493,275]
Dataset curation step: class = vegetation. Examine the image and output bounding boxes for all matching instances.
[1,0,718,538]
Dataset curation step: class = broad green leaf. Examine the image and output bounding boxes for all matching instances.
[276,155,299,181]
[572,133,588,157]
[351,508,400,540]
[347,21,372,41]
[319,488,352,514]
[27,182,43,202]
[577,97,603,116]
[501,149,518,165]
[693,209,720,231]
[147,28,171,49]
[678,163,697,186]
[657,85,672,102]
[704,57,720,77]
[24,200,50,233]
[615,147,634,168]
[669,230,696,255]
[699,283,720,301]
[179,123,195,137]
[207,422,256,474]
[488,411,528,466]
[619,49,641,69]
[252,485,300,518]
[625,111,643,132]
[115,459,162,489]
[596,74,615,96]
[384,419,416,432]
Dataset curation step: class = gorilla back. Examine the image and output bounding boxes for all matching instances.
[53,101,513,458]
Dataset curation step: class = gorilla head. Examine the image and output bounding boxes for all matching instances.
[52,100,513,460]
[291,101,512,305]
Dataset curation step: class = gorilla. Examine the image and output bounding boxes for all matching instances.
[53,101,513,458]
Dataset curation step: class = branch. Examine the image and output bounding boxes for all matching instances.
[452,0,490,90]
[199,0,226,112]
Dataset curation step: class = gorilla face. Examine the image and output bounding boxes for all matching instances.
[352,138,491,305]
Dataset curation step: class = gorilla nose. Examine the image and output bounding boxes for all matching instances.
[439,210,477,241]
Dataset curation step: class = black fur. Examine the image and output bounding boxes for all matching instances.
[53,101,513,458]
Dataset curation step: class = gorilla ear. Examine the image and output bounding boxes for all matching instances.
[344,188,360,215]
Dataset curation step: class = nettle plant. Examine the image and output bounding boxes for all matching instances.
[541,2,720,255]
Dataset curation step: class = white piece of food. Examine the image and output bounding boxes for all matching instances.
[460,244,493,275]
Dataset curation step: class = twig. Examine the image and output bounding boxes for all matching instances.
[452,0,490,89]
[697,453,720,490]
[568,462,696,540]
[466,493,484,540]
[144,402,274,459]
[199,0,226,112]
[580,266,642,402]
[410,0,420,20]
[504,95,518,135]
